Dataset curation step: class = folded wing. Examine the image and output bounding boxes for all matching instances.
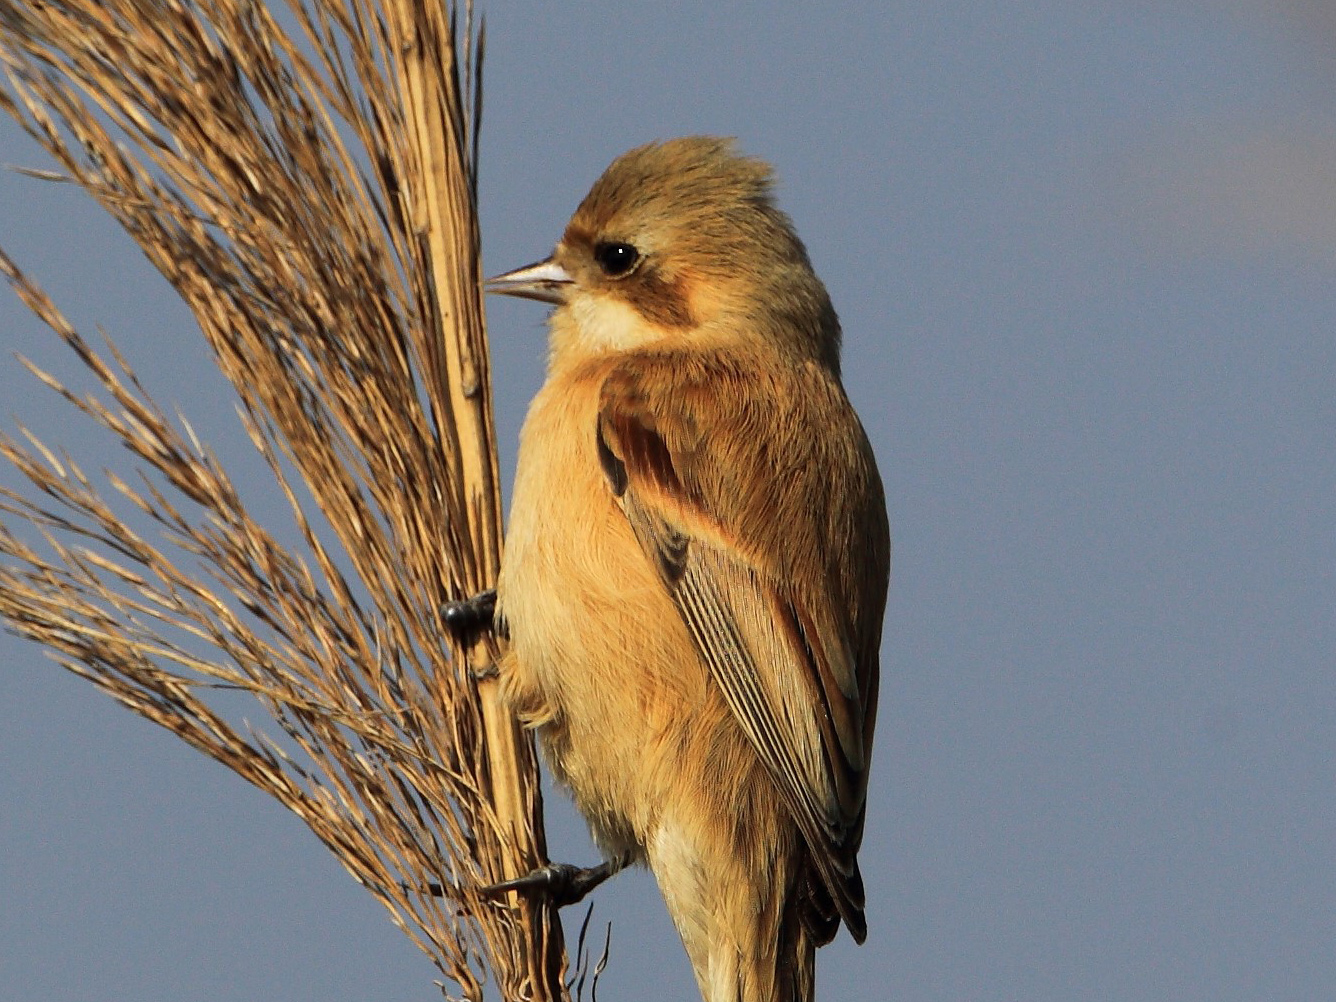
[596,352,888,941]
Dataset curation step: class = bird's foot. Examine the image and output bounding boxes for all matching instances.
[479,859,626,908]
[441,588,497,635]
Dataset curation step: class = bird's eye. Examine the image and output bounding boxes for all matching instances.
[593,241,640,278]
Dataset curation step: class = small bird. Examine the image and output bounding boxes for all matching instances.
[487,137,889,1002]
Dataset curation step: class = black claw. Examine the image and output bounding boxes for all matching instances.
[412,879,457,898]
[480,860,625,908]
[442,588,497,635]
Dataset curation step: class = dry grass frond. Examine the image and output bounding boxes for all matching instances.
[0,1,567,999]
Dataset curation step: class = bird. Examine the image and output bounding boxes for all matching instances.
[484,136,889,1002]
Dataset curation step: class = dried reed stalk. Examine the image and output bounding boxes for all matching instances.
[0,1,572,998]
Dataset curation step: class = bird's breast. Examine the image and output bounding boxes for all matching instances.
[496,364,723,846]
[497,364,707,725]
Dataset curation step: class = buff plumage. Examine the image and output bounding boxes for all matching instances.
[490,137,889,1002]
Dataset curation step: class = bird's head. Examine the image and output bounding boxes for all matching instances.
[487,136,841,371]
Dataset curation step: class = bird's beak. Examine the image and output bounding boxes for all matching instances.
[485,257,574,305]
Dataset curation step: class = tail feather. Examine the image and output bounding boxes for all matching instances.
[775,892,817,1002]
[798,864,841,947]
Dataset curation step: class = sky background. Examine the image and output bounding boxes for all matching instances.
[2,2,1334,1000]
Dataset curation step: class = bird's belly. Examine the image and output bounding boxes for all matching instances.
[497,391,725,852]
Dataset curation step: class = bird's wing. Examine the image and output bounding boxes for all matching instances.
[596,353,888,941]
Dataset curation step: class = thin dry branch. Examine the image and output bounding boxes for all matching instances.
[0,1,565,999]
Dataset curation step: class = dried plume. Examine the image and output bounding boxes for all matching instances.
[0,1,573,998]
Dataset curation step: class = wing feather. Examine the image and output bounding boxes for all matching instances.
[596,352,888,941]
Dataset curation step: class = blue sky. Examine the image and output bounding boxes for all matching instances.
[2,2,1334,1000]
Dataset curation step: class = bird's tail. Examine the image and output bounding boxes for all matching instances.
[722,867,819,1002]
[773,892,817,1002]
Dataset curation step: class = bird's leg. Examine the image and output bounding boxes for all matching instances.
[441,588,497,634]
[441,589,501,681]
[479,856,630,908]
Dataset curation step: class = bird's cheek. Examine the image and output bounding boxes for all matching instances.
[679,270,737,329]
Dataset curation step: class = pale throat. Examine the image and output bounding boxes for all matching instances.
[556,292,677,356]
